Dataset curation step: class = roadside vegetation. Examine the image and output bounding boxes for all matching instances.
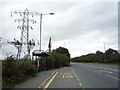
[2,47,70,88]
[2,56,37,88]
[71,48,120,64]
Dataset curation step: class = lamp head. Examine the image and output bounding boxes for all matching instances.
[49,13,54,15]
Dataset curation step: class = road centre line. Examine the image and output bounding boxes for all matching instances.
[99,70,113,73]
[71,67,85,89]
[86,68,92,71]
[106,74,120,80]
[94,71,101,74]
[44,72,58,88]
[82,64,118,72]
[71,68,76,76]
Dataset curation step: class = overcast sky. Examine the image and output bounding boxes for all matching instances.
[0,0,118,59]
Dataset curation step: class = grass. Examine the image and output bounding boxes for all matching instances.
[71,61,120,66]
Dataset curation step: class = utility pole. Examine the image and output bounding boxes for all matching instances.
[10,9,38,59]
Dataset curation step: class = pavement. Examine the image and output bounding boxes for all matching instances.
[13,62,119,89]
[14,69,58,88]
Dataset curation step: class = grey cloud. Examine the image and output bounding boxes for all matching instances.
[42,2,117,43]
[0,1,118,58]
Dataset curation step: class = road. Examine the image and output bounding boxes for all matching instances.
[14,62,119,89]
[48,63,119,88]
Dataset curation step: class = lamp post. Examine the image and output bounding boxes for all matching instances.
[99,41,106,62]
[39,13,54,52]
[63,41,70,48]
[80,49,85,55]
[38,13,54,71]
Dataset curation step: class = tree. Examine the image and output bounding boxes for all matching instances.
[95,51,104,63]
[55,47,70,58]
[71,48,119,63]
[105,48,119,63]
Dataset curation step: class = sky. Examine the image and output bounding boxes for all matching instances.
[0,0,119,59]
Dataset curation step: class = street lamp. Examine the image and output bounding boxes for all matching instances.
[80,49,85,55]
[63,41,70,48]
[99,41,106,53]
[38,13,54,71]
[39,13,54,51]
[99,41,106,62]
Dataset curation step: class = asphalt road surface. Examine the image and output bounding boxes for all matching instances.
[14,62,119,89]
[48,63,119,88]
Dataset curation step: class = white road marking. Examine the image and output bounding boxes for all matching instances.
[71,67,84,89]
[99,70,113,73]
[106,75,120,80]
[80,64,119,72]
[94,71,101,74]
[79,82,82,86]
[66,76,68,78]
[71,68,76,76]
[77,78,79,81]
[87,68,92,71]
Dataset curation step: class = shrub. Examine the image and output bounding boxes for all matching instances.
[2,56,37,88]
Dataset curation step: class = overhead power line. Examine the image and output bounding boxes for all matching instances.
[10,9,40,59]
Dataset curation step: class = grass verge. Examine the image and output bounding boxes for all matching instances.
[71,62,120,65]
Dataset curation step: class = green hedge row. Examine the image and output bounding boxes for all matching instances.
[71,48,119,63]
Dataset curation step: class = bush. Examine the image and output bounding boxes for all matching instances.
[45,50,70,68]
[2,56,37,88]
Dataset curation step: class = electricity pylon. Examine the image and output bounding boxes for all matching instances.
[10,9,37,59]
